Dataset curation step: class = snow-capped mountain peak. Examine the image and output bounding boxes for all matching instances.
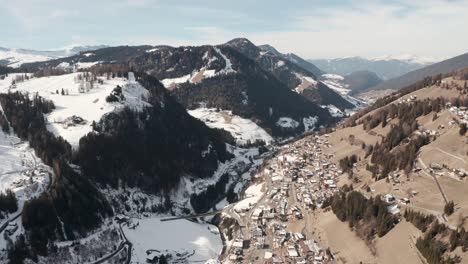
[369,54,445,65]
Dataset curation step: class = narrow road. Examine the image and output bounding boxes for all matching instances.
[417,158,449,204]
[91,223,132,264]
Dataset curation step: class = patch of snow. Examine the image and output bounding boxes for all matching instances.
[0,49,55,68]
[160,74,191,88]
[233,183,264,212]
[203,69,217,78]
[75,61,101,69]
[56,62,71,69]
[303,116,318,131]
[293,72,318,93]
[241,91,248,105]
[146,48,159,53]
[188,108,272,145]
[276,60,285,67]
[82,53,94,57]
[203,51,218,66]
[320,76,351,96]
[213,47,236,74]
[322,73,344,81]
[276,117,300,128]
[322,104,345,117]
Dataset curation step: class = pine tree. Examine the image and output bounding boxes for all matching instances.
[444,201,455,215]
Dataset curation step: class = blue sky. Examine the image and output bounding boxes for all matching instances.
[1,0,467,59]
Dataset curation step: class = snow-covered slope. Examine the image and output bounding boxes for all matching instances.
[321,74,351,95]
[320,74,369,112]
[0,129,50,208]
[0,49,54,68]
[188,108,273,145]
[0,72,150,147]
[0,112,52,250]
[160,48,236,89]
[0,46,107,68]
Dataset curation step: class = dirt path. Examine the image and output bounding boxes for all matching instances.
[435,147,466,164]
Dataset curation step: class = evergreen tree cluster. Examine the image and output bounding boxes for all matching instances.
[338,154,358,175]
[33,68,67,78]
[190,173,230,213]
[105,85,125,102]
[404,209,435,232]
[405,209,468,263]
[345,74,444,127]
[0,189,18,215]
[444,201,455,216]
[360,98,447,179]
[415,222,461,264]
[330,188,397,241]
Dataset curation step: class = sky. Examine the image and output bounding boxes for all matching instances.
[1,0,467,59]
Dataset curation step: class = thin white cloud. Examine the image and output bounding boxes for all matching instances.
[250,0,468,58]
[1,0,467,59]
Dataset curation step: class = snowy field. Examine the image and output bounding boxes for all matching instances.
[0,72,150,148]
[123,217,222,263]
[233,182,265,212]
[0,49,55,68]
[189,108,273,144]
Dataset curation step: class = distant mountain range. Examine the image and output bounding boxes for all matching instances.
[0,45,108,67]
[309,56,441,80]
[369,52,468,92]
[21,38,357,137]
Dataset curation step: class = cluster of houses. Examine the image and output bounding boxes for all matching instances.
[227,135,342,263]
[397,95,418,104]
[429,162,467,179]
[448,105,468,125]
